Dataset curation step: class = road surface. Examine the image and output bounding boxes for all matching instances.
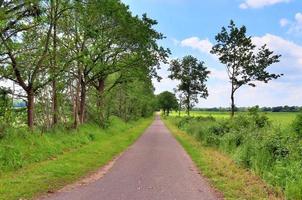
[41,115,221,200]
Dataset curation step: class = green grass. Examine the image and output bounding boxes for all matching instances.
[0,116,153,200]
[165,110,302,199]
[163,117,283,200]
[170,111,297,127]
[265,112,297,127]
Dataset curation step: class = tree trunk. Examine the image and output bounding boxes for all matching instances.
[27,89,34,129]
[186,101,190,116]
[186,95,190,116]
[187,106,190,116]
[52,80,58,125]
[118,87,123,118]
[52,1,58,126]
[79,80,86,124]
[73,79,80,128]
[97,78,105,126]
[231,90,235,117]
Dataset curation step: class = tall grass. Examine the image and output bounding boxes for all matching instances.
[168,111,302,199]
[0,116,153,200]
[0,116,140,174]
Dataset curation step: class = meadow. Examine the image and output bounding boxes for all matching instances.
[170,111,297,127]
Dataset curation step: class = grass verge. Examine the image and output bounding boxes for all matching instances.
[163,117,284,200]
[0,117,153,200]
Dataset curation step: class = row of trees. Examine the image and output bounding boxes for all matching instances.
[190,106,301,112]
[0,0,169,129]
[0,1,283,126]
[158,21,282,116]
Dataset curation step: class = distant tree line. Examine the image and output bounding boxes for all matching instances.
[262,106,301,112]
[193,106,301,112]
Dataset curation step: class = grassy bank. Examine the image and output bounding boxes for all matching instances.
[165,109,302,199]
[0,116,153,200]
[163,117,283,199]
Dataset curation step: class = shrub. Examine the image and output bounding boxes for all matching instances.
[292,112,302,137]
[168,111,302,199]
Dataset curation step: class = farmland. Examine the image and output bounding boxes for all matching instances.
[170,111,297,127]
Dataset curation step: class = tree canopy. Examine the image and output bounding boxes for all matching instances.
[157,91,178,116]
[0,0,169,129]
[168,55,210,116]
[211,20,282,117]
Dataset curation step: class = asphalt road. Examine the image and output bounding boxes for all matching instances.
[41,115,221,200]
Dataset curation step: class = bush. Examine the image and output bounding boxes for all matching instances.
[248,106,271,128]
[292,112,302,137]
[0,122,6,139]
[169,110,302,199]
[0,116,132,173]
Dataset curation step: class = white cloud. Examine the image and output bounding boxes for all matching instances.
[280,18,289,27]
[239,0,291,9]
[153,33,302,107]
[171,38,180,46]
[252,34,302,68]
[295,13,302,24]
[198,79,302,107]
[180,37,213,55]
[208,67,228,81]
[281,13,302,35]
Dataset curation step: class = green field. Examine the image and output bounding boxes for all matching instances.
[170,111,297,127]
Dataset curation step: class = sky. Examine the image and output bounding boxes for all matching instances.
[122,0,302,108]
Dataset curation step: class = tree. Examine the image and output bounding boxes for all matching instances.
[0,0,167,130]
[173,88,184,116]
[211,20,282,117]
[0,2,54,129]
[61,0,168,126]
[168,56,210,116]
[157,91,178,116]
[0,1,71,129]
[50,0,70,126]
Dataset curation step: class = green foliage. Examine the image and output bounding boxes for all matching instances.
[0,87,14,138]
[164,118,283,199]
[0,116,146,174]
[170,109,302,199]
[292,111,302,137]
[247,106,270,128]
[0,0,166,129]
[157,91,178,116]
[169,55,210,115]
[211,20,282,116]
[105,76,157,122]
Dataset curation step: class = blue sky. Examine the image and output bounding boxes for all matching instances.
[122,0,302,108]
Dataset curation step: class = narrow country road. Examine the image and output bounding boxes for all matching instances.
[41,115,221,200]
